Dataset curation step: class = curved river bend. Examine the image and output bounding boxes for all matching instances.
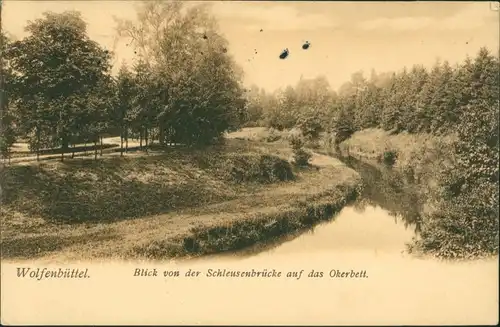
[185,156,499,325]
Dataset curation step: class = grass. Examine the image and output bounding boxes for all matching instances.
[337,128,457,185]
[1,139,295,223]
[227,127,302,144]
[132,184,360,260]
[330,128,458,218]
[1,132,362,262]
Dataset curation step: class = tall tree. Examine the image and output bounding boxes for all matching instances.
[115,1,246,147]
[114,63,134,155]
[381,69,411,133]
[0,31,16,164]
[244,84,265,126]
[5,11,113,161]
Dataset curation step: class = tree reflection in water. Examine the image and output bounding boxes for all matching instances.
[340,155,423,234]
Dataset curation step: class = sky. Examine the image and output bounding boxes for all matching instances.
[2,0,499,92]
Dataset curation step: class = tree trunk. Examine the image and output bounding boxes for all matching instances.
[159,124,165,146]
[125,128,129,153]
[100,136,103,156]
[36,128,40,161]
[72,144,75,158]
[61,135,68,162]
[140,129,143,149]
[120,130,124,157]
[145,127,149,152]
[94,138,98,160]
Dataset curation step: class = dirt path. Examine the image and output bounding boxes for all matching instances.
[3,137,145,165]
[309,152,344,168]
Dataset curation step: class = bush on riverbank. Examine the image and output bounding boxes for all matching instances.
[221,153,294,183]
[289,134,312,167]
[382,150,397,166]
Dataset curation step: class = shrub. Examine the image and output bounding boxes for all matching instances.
[289,134,312,167]
[265,128,282,143]
[333,110,356,145]
[224,153,294,183]
[297,114,323,140]
[289,133,304,150]
[293,149,313,167]
[382,150,398,166]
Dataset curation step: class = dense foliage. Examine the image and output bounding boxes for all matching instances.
[114,1,246,147]
[1,3,246,162]
[246,49,497,140]
[0,31,16,163]
[4,12,114,161]
[411,50,499,259]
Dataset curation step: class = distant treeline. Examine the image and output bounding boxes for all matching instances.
[0,2,247,160]
[245,48,499,144]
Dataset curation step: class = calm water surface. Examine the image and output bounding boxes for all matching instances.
[185,156,499,325]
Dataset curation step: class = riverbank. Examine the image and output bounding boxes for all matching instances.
[332,128,498,260]
[1,135,362,262]
[328,128,456,212]
[337,128,456,178]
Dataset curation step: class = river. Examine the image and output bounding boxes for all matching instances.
[184,155,499,325]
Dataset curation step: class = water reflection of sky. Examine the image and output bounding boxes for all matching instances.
[257,205,415,257]
[178,202,498,326]
[173,155,498,326]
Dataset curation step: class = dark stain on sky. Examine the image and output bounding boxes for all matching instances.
[279,48,289,59]
[302,41,310,50]
[260,29,263,32]
[203,34,208,40]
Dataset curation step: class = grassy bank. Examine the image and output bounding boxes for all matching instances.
[1,136,362,261]
[332,129,456,221]
[1,139,296,223]
[132,183,361,260]
[336,128,456,187]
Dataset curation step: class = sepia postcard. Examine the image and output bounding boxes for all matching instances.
[0,0,499,325]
